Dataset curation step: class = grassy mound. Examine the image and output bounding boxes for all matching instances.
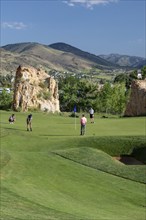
[53,147,146,183]
[74,135,146,163]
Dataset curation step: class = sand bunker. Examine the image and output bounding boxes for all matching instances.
[114,156,144,165]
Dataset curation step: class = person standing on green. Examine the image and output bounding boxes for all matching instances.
[26,114,32,131]
[80,114,87,135]
[89,107,94,123]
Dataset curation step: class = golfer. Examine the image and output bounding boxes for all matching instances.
[9,114,15,124]
[26,114,32,131]
[89,107,94,123]
[80,114,87,135]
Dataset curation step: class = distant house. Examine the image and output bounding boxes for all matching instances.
[137,73,142,79]
[137,70,142,79]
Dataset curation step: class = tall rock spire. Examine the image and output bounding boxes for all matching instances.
[124,80,146,116]
[13,66,60,112]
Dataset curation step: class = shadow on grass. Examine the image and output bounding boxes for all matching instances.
[4,127,26,131]
[118,147,146,165]
[116,155,144,165]
[40,134,77,137]
[0,122,10,124]
[131,146,146,164]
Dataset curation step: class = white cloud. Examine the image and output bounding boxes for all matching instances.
[63,0,118,9]
[1,22,28,30]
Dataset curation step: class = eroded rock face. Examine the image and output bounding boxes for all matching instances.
[124,80,146,116]
[13,66,60,112]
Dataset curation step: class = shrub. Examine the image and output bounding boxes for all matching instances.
[0,90,13,110]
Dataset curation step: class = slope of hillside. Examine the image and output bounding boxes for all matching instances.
[1,42,145,77]
[49,42,116,67]
[99,53,146,67]
[1,43,71,75]
[135,59,146,68]
[1,42,118,76]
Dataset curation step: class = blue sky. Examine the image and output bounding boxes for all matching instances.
[1,0,145,57]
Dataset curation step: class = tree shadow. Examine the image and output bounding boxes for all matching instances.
[40,134,77,137]
[4,127,25,131]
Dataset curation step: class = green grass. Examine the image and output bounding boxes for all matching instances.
[0,111,146,220]
[53,147,146,183]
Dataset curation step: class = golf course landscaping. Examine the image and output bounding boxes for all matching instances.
[0,110,146,220]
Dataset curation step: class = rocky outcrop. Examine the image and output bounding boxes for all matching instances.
[124,80,146,116]
[13,66,60,112]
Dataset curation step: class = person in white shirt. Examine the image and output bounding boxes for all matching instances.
[89,107,94,123]
[80,114,87,135]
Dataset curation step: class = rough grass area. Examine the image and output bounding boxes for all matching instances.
[0,111,146,220]
[1,187,82,220]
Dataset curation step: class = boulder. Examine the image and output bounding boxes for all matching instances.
[13,66,60,112]
[124,80,146,116]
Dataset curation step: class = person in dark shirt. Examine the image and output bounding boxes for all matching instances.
[26,114,32,131]
[9,114,15,124]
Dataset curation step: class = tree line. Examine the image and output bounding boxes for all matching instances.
[59,77,128,115]
[0,66,146,114]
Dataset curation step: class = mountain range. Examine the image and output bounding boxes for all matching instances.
[1,42,145,76]
[99,53,146,69]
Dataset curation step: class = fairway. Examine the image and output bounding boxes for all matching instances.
[0,111,146,220]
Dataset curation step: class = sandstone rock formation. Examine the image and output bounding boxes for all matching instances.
[124,80,146,116]
[13,66,60,112]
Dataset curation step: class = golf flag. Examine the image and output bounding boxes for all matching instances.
[73,105,77,113]
[73,105,77,130]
